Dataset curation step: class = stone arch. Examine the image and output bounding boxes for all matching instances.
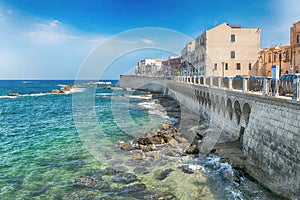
[220,97,226,116]
[200,91,204,105]
[215,95,220,114]
[207,92,211,109]
[242,103,251,126]
[234,100,242,125]
[226,98,233,120]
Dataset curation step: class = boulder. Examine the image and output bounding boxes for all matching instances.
[120,143,131,151]
[161,123,170,130]
[186,144,199,154]
[156,169,174,180]
[168,138,178,146]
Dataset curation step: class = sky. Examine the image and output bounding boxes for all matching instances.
[0,0,299,79]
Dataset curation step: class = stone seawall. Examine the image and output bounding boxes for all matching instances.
[118,75,300,200]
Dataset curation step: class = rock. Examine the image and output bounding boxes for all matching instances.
[157,192,176,200]
[161,123,170,130]
[223,170,240,184]
[117,183,147,195]
[156,169,174,180]
[51,90,60,94]
[162,149,185,157]
[112,173,137,184]
[174,135,189,143]
[168,138,178,146]
[139,144,154,152]
[132,152,146,161]
[120,143,131,151]
[71,175,109,189]
[186,144,199,154]
[146,152,160,159]
[138,136,164,145]
[8,93,20,97]
[134,166,149,174]
[179,165,194,174]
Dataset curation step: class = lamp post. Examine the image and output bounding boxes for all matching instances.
[279,52,282,77]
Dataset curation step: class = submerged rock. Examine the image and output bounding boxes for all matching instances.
[117,183,147,195]
[156,169,174,180]
[71,175,109,190]
[112,173,137,184]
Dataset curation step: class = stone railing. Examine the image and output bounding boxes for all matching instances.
[173,76,300,101]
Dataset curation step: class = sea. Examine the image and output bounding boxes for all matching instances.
[0,80,281,200]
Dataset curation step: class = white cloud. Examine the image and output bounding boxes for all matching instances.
[140,38,154,44]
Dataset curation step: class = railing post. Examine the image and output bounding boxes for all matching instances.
[293,78,300,101]
[218,77,222,88]
[228,77,232,90]
[242,77,248,93]
[262,78,269,96]
[203,77,206,86]
[209,77,213,86]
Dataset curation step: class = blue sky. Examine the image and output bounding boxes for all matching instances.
[0,0,299,79]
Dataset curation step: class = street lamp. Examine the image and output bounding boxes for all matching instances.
[279,52,282,77]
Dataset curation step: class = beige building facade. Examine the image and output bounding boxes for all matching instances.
[181,23,260,77]
[290,21,300,73]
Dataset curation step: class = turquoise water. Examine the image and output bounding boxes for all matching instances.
[0,80,280,199]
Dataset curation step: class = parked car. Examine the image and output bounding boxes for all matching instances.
[278,74,300,95]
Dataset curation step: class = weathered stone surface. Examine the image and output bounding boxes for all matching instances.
[186,144,199,154]
[168,138,178,146]
[156,169,174,180]
[112,173,137,184]
[161,123,170,130]
[132,152,146,161]
[120,143,131,151]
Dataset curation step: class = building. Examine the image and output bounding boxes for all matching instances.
[257,21,300,77]
[181,23,260,77]
[180,40,195,76]
[258,45,291,77]
[162,56,181,77]
[135,58,163,77]
[290,21,300,73]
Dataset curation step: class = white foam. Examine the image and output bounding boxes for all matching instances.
[70,87,86,93]
[188,164,205,171]
[57,84,66,87]
[0,96,17,99]
[129,95,152,100]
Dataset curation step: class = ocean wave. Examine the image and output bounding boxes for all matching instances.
[22,81,34,84]
[129,95,152,99]
[70,87,86,93]
[0,95,18,99]
[57,84,66,87]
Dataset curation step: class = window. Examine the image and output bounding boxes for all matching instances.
[273,53,277,62]
[268,54,271,62]
[297,34,299,44]
[214,63,217,70]
[231,34,235,42]
[236,63,241,70]
[225,63,228,70]
[231,51,235,59]
[248,63,252,70]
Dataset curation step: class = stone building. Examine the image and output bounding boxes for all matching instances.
[135,58,163,77]
[290,21,300,73]
[161,56,181,77]
[180,40,195,76]
[181,23,260,77]
[257,45,291,77]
